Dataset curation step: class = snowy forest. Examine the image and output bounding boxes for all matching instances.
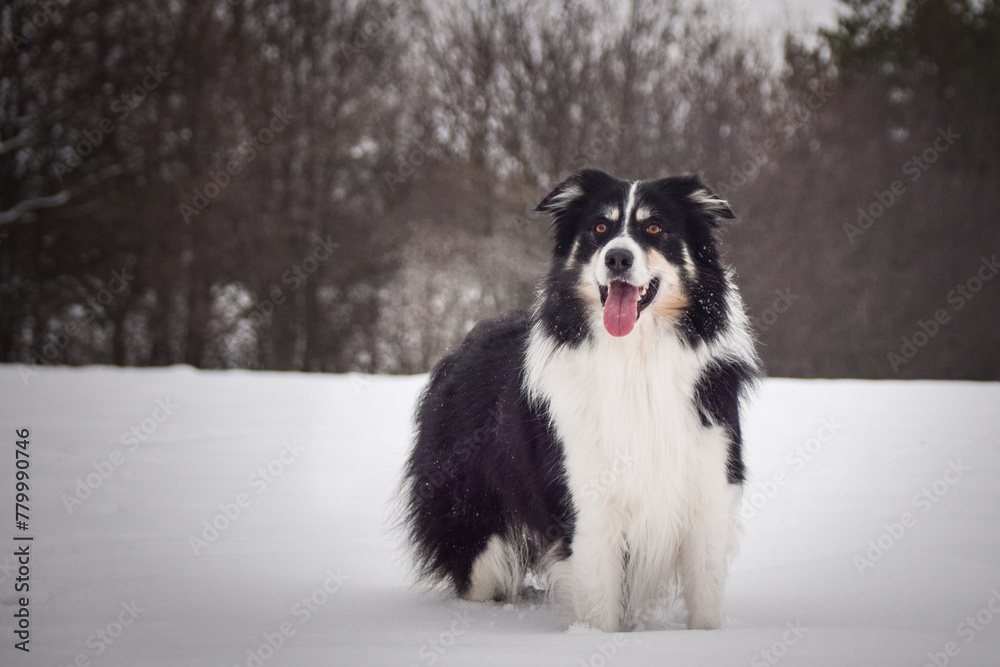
[1,0,997,379]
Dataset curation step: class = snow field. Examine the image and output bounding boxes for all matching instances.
[1,365,998,666]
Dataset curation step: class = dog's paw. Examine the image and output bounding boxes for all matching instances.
[567,618,622,633]
[687,613,722,630]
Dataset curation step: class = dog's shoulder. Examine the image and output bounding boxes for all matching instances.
[425,310,531,392]
[462,310,532,351]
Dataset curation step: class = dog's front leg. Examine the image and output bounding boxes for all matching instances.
[569,509,625,632]
[677,482,740,630]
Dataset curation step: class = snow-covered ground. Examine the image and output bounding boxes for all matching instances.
[1,365,998,666]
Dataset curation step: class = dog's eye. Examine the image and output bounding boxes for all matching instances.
[594,223,608,234]
[646,224,662,235]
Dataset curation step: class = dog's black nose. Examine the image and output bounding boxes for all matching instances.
[605,248,633,273]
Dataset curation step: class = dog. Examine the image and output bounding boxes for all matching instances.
[400,169,759,631]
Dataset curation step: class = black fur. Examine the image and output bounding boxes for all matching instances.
[402,312,574,595]
[694,360,757,484]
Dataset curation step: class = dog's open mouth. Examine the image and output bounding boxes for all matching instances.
[599,278,659,337]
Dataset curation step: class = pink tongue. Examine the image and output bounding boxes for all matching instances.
[603,282,641,337]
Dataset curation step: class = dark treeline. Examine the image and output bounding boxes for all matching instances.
[1,0,997,379]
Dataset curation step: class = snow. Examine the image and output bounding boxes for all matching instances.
[2,365,999,666]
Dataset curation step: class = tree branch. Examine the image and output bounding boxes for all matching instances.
[0,190,72,225]
[0,128,33,155]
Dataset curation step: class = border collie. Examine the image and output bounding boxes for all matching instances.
[401,169,759,631]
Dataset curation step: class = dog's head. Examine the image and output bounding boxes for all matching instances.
[536,169,734,338]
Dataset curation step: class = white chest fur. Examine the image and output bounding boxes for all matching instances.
[525,317,729,513]
[524,316,740,630]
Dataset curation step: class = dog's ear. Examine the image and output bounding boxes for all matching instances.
[535,169,615,215]
[536,169,616,258]
[650,175,735,227]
